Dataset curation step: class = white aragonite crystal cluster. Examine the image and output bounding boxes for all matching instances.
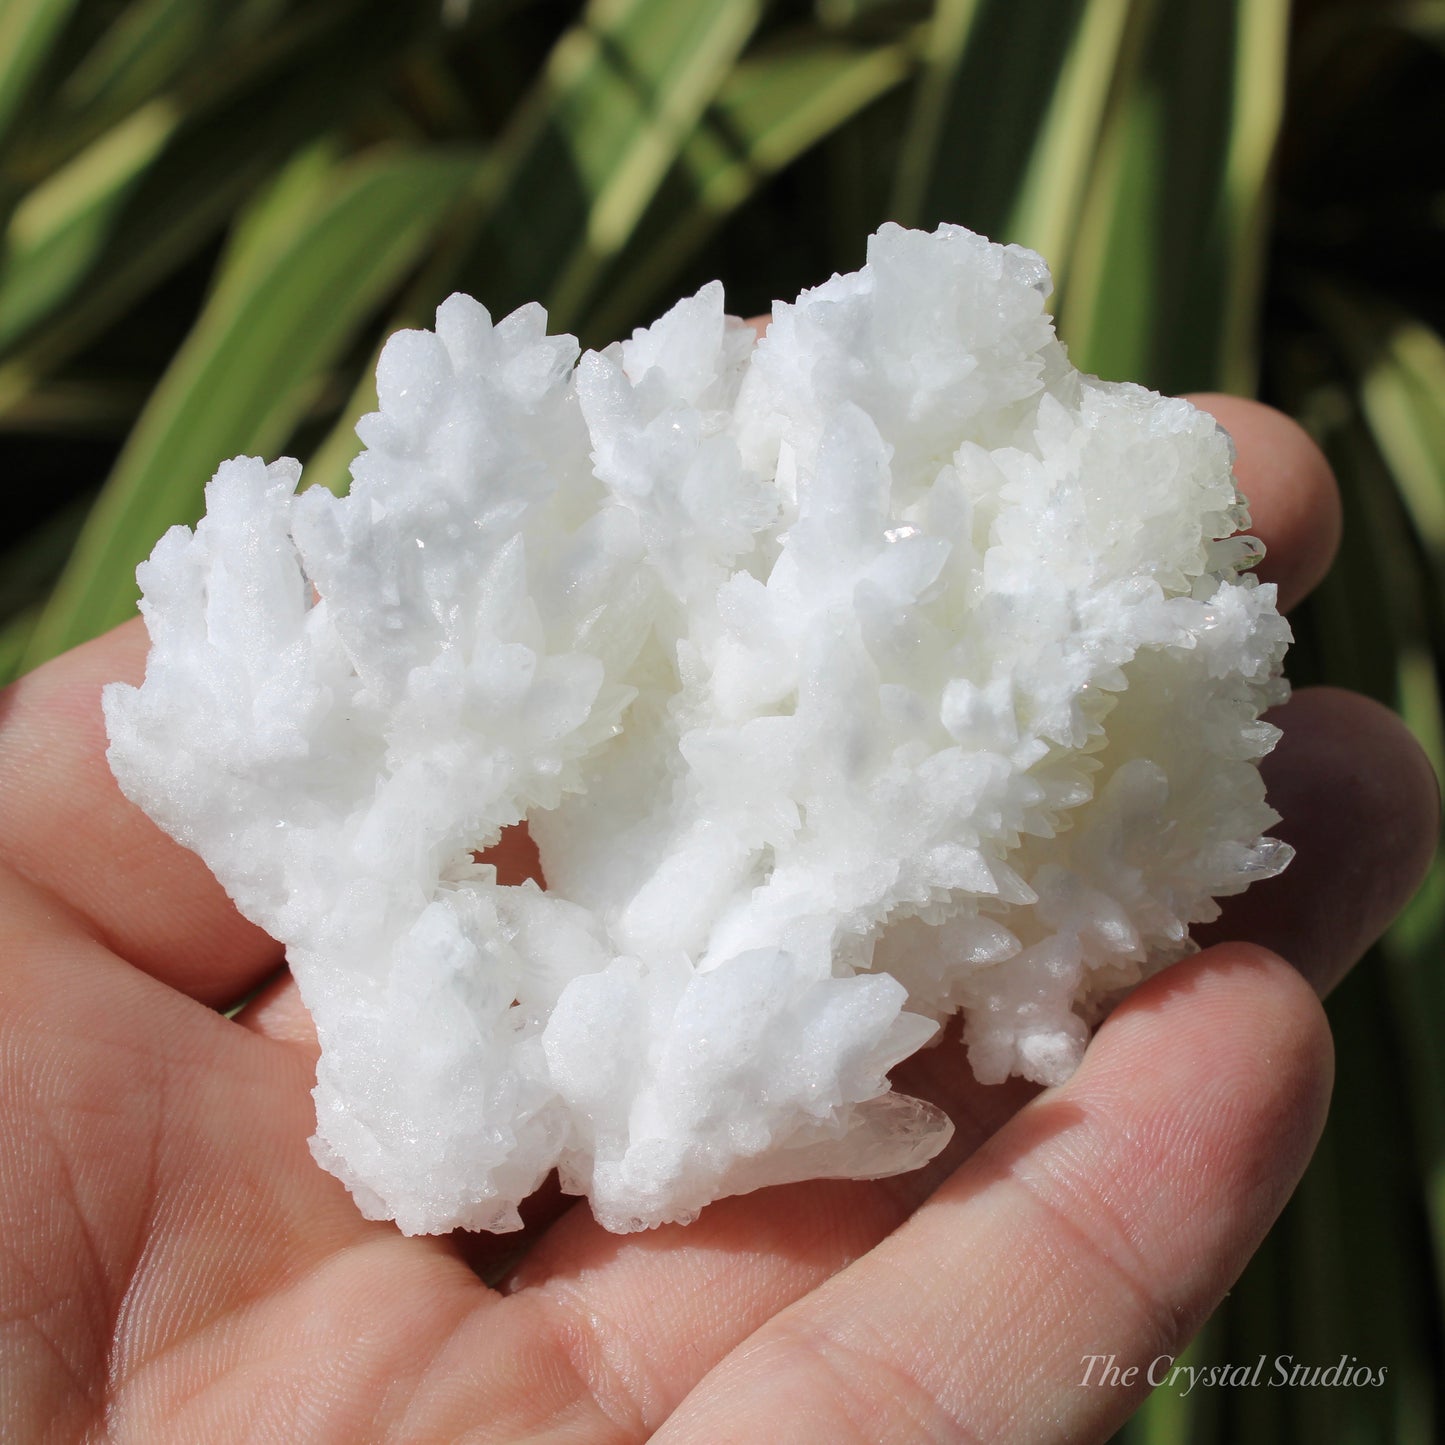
[105,223,1292,1235]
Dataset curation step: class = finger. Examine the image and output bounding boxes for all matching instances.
[451,1172,577,1284]
[232,961,583,1283]
[491,393,1341,1197]
[0,861,566,1440]
[1199,686,1441,994]
[1186,394,1341,614]
[237,935,1033,1305]
[231,825,567,1283]
[488,683,1425,1416]
[496,682,1427,1300]
[233,969,317,1053]
[490,1033,1037,1432]
[0,619,281,1006]
[490,678,1421,1424]
[0,621,550,1014]
[654,945,1333,1444]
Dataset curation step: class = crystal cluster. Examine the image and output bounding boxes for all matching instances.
[105,224,1292,1234]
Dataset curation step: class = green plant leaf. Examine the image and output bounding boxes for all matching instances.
[1308,286,1445,573]
[582,23,927,343]
[1000,0,1154,291]
[0,603,39,684]
[205,135,345,314]
[889,0,1093,239]
[0,0,428,402]
[447,0,766,329]
[1392,0,1445,50]
[0,0,82,147]
[544,0,766,323]
[1057,0,1290,396]
[1280,358,1445,1415]
[20,0,336,175]
[1215,0,1290,395]
[21,145,479,666]
[893,0,1289,389]
[0,95,181,351]
[0,488,89,623]
[57,0,226,127]
[304,0,770,496]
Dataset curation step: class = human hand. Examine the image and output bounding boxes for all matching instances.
[0,394,1435,1442]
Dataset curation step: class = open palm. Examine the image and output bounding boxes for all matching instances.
[1,396,1435,1443]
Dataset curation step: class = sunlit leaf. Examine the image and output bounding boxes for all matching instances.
[584,24,926,342]
[445,0,766,328]
[22,146,478,665]
[306,0,769,494]
[891,0,1124,245]
[0,0,425,403]
[888,0,984,226]
[0,96,181,351]
[1002,0,1152,291]
[1058,0,1289,395]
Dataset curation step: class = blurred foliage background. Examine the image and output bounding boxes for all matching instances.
[0,0,1441,1437]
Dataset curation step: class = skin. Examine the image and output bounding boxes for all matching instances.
[0,377,1437,1442]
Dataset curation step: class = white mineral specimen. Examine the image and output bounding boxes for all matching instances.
[105,223,1292,1235]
